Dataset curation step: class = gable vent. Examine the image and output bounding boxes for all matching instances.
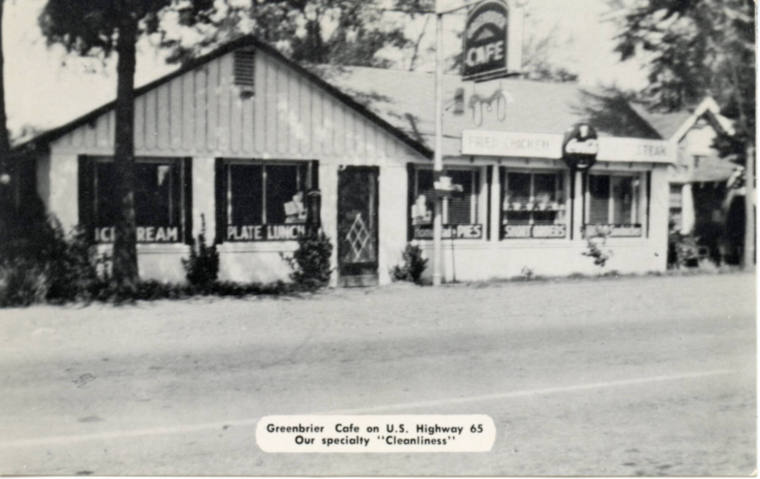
[233,49,255,97]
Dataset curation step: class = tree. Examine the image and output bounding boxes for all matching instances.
[39,0,219,291]
[611,0,756,268]
[161,0,427,67]
[0,0,11,227]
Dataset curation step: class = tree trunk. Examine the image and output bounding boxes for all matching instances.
[742,143,755,269]
[0,0,12,225]
[112,11,139,290]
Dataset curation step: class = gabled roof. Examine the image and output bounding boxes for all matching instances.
[631,97,735,142]
[12,35,432,159]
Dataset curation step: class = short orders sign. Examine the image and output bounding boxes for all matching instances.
[462,0,510,80]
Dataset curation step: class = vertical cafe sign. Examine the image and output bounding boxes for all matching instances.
[463,0,510,81]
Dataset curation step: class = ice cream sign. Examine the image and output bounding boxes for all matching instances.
[462,0,510,80]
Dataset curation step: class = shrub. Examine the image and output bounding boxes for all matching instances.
[582,232,613,268]
[182,215,219,287]
[392,243,428,284]
[0,216,104,306]
[0,259,49,307]
[287,230,333,290]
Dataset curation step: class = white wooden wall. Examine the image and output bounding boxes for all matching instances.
[49,49,422,164]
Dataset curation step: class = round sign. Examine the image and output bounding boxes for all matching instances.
[562,122,598,170]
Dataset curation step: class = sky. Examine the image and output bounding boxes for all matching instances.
[2,0,650,136]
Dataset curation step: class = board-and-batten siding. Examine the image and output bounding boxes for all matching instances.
[50,49,421,163]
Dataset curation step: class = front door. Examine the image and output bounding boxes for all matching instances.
[337,166,379,287]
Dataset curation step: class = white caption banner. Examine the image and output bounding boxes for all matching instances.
[256,415,496,453]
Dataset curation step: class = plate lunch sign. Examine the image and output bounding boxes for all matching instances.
[463,0,511,81]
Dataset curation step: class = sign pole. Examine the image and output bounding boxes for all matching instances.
[432,4,444,286]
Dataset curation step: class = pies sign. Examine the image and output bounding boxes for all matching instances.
[462,0,510,80]
[562,123,599,170]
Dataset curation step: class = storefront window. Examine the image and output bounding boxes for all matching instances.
[224,161,309,241]
[93,158,186,243]
[410,166,482,240]
[585,173,643,237]
[501,170,566,239]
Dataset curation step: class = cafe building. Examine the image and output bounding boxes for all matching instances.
[12,34,674,286]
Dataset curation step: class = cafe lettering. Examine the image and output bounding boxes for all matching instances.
[462,0,510,80]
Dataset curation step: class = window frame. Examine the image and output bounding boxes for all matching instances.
[584,171,645,238]
[90,156,189,244]
[500,168,568,240]
[409,164,484,240]
[220,158,316,242]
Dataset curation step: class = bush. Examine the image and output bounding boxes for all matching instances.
[392,243,428,284]
[182,215,219,287]
[0,259,49,307]
[582,232,613,268]
[287,230,333,290]
[0,217,104,306]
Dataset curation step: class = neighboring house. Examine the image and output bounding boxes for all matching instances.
[633,97,742,264]
[11,35,674,285]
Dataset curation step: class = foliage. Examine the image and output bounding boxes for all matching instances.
[182,215,219,287]
[582,231,613,268]
[286,230,333,290]
[0,215,105,306]
[391,243,428,284]
[161,0,427,67]
[0,259,49,307]
[610,0,755,268]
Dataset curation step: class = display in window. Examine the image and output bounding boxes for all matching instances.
[224,161,310,241]
[585,174,643,238]
[501,171,566,239]
[92,159,185,243]
[410,167,482,240]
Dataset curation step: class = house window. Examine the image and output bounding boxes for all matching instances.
[222,160,310,241]
[501,170,567,239]
[410,166,482,240]
[585,173,643,237]
[93,158,187,243]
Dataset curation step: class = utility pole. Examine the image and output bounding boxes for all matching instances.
[432,2,444,286]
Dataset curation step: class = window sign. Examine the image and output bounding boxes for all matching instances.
[410,166,482,240]
[585,174,643,238]
[501,170,566,239]
[92,158,187,243]
[223,161,310,241]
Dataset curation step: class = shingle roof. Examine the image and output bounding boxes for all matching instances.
[629,103,692,140]
[310,65,662,156]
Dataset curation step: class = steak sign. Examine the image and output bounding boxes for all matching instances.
[462,0,510,80]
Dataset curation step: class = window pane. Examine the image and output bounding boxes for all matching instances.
[588,175,610,224]
[229,164,262,225]
[266,164,305,224]
[413,169,434,225]
[506,172,531,205]
[533,173,557,204]
[135,163,179,226]
[611,176,635,224]
[95,162,119,226]
[447,169,477,224]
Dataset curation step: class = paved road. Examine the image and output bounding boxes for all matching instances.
[0,273,755,475]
